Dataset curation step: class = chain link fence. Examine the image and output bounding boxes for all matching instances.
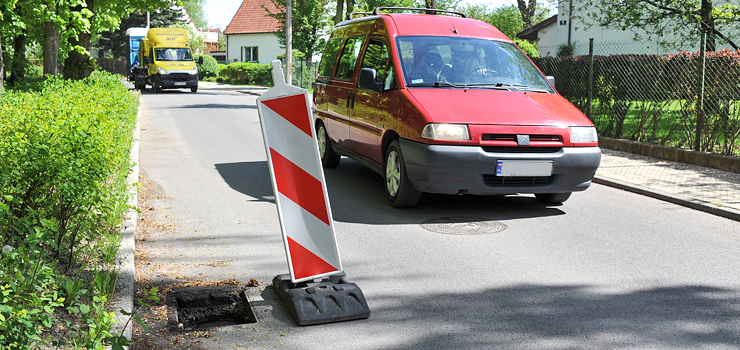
[287,60,318,90]
[533,40,740,156]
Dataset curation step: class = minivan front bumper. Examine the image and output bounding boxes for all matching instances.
[400,139,601,195]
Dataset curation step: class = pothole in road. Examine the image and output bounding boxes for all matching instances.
[421,217,507,235]
[168,285,257,331]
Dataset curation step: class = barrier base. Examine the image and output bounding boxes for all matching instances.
[272,273,370,326]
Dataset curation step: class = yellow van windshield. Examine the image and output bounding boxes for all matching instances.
[155,48,194,62]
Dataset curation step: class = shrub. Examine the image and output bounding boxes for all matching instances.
[514,38,539,58]
[195,54,220,79]
[219,62,273,86]
[0,71,139,348]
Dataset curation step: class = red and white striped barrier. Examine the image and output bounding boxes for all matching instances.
[257,60,342,283]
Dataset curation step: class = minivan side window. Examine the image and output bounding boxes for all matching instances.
[334,36,365,81]
[318,37,343,78]
[360,39,392,90]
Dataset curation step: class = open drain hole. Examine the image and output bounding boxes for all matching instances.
[167,286,256,331]
[421,217,507,235]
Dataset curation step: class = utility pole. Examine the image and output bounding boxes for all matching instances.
[286,0,292,85]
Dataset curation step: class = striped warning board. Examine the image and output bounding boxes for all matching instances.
[256,60,342,283]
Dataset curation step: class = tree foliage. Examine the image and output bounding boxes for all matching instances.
[182,0,207,29]
[574,0,740,51]
[91,6,188,60]
[265,0,330,62]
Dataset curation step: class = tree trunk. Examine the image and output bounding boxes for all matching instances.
[63,32,95,80]
[43,21,60,76]
[516,0,537,28]
[334,0,344,24]
[425,0,437,14]
[345,0,354,19]
[9,34,26,85]
[63,0,95,80]
[0,35,4,94]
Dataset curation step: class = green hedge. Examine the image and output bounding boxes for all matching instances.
[0,71,139,348]
[218,62,273,86]
[195,54,220,79]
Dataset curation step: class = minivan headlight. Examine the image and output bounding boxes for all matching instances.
[157,66,166,75]
[421,123,470,141]
[570,126,598,143]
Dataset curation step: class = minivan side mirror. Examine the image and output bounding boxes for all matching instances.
[359,68,381,92]
[198,56,204,65]
[546,75,555,87]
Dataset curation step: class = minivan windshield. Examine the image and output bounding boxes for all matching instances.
[396,36,554,93]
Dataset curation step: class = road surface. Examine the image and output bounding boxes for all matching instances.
[135,83,740,349]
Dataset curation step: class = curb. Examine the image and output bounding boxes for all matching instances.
[593,175,740,222]
[110,94,141,348]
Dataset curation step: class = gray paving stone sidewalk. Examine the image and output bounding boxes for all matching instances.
[596,148,740,212]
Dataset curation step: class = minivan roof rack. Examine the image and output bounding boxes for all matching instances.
[373,7,467,18]
[348,12,373,19]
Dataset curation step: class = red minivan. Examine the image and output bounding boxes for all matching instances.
[313,8,601,208]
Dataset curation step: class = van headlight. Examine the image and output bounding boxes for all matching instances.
[421,123,470,141]
[191,66,198,75]
[157,67,166,75]
[570,126,598,143]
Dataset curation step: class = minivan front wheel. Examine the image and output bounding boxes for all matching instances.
[535,192,571,204]
[316,122,340,168]
[385,140,421,208]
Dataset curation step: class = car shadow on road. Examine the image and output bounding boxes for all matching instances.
[215,159,565,225]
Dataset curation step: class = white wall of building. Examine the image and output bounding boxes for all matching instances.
[226,33,282,64]
[535,0,733,56]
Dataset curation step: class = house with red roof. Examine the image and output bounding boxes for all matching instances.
[224,0,282,64]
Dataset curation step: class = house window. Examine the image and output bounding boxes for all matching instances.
[242,46,258,62]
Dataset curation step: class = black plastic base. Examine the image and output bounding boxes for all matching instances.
[273,273,370,326]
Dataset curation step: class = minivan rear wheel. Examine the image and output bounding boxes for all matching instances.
[316,122,340,168]
[385,140,421,208]
[535,192,571,204]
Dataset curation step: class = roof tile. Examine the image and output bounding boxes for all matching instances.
[224,0,281,35]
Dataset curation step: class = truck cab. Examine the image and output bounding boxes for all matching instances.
[129,28,202,93]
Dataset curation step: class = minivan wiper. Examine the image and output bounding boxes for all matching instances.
[466,83,551,93]
[408,81,464,88]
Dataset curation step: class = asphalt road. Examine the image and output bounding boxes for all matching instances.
[138,84,740,349]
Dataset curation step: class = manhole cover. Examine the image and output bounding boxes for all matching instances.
[421,217,507,235]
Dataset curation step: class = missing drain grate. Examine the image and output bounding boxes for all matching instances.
[421,217,507,235]
[167,285,256,331]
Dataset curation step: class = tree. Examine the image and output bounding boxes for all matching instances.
[0,0,20,91]
[63,0,181,80]
[265,0,330,65]
[183,0,207,29]
[460,3,549,39]
[574,0,740,51]
[91,6,187,60]
[516,0,537,28]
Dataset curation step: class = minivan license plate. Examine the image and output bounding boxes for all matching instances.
[497,160,553,177]
[175,82,186,86]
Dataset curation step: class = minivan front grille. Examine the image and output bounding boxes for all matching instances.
[483,175,553,186]
[482,146,562,153]
[482,134,562,142]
